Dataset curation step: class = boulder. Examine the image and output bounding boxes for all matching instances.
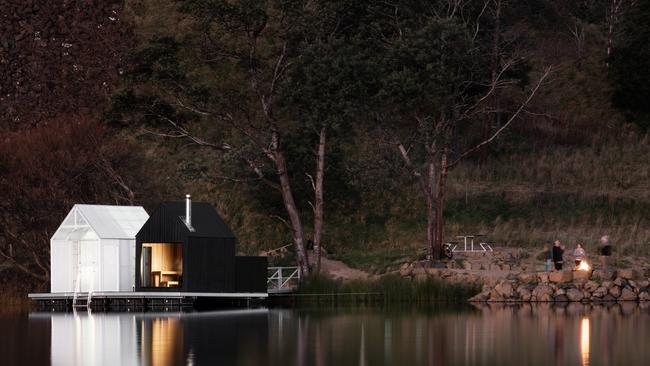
[517,286,532,302]
[592,270,615,281]
[592,287,608,298]
[518,272,537,284]
[639,292,650,302]
[500,264,512,271]
[620,287,638,301]
[469,291,490,302]
[532,285,554,301]
[614,277,627,287]
[538,293,553,302]
[554,294,569,302]
[566,288,584,302]
[609,286,621,298]
[494,282,515,299]
[488,290,504,302]
[537,272,550,283]
[584,281,599,292]
[399,263,413,277]
[549,271,573,283]
[573,270,592,281]
[554,288,566,296]
[602,281,614,289]
[618,269,640,280]
[602,294,616,302]
[638,280,650,289]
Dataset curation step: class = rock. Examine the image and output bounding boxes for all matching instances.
[488,290,504,302]
[584,281,599,292]
[426,268,440,276]
[639,292,650,302]
[592,270,615,281]
[517,286,532,301]
[537,272,550,283]
[618,269,640,280]
[549,271,573,283]
[554,294,569,302]
[609,286,621,298]
[518,272,537,284]
[500,264,512,271]
[638,280,650,288]
[620,287,638,301]
[602,281,614,289]
[602,294,616,302]
[628,280,638,290]
[469,291,490,302]
[614,277,626,287]
[399,263,413,277]
[554,288,566,296]
[592,287,608,298]
[532,285,554,301]
[566,288,584,302]
[573,270,592,281]
[494,282,515,299]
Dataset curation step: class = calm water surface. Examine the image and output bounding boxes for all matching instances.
[2,303,650,365]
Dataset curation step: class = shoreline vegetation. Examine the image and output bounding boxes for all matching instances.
[296,274,481,304]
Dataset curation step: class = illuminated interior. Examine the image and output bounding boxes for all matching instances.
[141,243,183,287]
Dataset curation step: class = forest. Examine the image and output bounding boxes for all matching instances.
[1,0,649,293]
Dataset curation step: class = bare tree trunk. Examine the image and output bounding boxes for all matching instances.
[275,150,310,277]
[434,149,449,259]
[426,158,438,260]
[313,127,326,273]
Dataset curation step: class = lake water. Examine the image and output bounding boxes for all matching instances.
[2,303,650,366]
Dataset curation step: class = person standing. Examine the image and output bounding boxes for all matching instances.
[573,243,586,269]
[543,242,553,272]
[599,235,613,269]
[552,240,565,271]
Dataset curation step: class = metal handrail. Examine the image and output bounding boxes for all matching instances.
[267,266,300,290]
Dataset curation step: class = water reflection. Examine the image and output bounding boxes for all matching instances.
[581,317,590,366]
[2,303,650,366]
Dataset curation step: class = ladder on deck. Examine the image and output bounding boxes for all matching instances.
[72,270,93,308]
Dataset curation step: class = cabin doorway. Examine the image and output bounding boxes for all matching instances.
[76,239,99,292]
[141,243,183,288]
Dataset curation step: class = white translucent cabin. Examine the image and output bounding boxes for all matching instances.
[50,205,149,293]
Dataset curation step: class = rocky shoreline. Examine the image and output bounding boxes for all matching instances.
[470,268,650,303]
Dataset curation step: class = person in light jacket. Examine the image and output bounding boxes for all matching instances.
[573,243,586,269]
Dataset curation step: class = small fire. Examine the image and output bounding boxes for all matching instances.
[578,261,590,271]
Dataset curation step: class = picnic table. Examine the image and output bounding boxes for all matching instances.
[450,234,494,252]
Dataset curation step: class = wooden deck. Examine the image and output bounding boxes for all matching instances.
[28,291,267,311]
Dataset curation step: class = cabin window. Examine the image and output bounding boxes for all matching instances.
[141,243,183,288]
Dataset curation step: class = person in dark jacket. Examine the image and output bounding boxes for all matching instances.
[598,235,613,269]
[552,240,565,271]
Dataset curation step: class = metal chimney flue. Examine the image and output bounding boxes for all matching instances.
[185,194,191,226]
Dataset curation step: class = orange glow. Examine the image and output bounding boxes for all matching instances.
[578,261,590,271]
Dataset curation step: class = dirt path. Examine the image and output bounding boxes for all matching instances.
[307,251,370,280]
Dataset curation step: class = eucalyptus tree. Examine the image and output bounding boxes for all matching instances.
[353,0,551,259]
[111,0,366,276]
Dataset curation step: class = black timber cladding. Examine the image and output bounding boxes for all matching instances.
[135,201,266,293]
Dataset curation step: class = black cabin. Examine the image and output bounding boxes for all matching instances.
[135,198,267,293]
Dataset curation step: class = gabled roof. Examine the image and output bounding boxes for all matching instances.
[138,201,235,239]
[52,204,149,241]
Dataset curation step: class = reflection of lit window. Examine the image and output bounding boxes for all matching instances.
[141,318,184,366]
[141,243,183,287]
[581,317,590,366]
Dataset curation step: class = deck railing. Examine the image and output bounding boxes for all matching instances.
[267,266,300,291]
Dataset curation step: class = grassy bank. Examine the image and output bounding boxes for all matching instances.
[297,274,481,304]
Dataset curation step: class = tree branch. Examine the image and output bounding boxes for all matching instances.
[448,66,552,168]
